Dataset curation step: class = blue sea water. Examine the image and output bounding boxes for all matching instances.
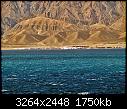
[1,49,125,94]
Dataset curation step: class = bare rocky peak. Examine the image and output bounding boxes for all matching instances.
[1,1,125,35]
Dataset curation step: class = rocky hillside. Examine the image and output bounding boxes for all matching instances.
[1,1,126,46]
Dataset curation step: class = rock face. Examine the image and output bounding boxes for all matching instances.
[1,1,126,46]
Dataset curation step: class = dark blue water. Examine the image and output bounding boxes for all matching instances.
[2,49,125,94]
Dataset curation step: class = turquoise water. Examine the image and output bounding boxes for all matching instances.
[1,49,125,94]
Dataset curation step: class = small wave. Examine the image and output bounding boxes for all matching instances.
[48,82,53,84]
[33,92,38,94]
[12,75,17,77]
[6,78,17,80]
[100,81,104,84]
[74,84,79,86]
[87,78,96,80]
[64,92,72,94]
[78,92,89,95]
[52,83,57,86]
[2,89,8,92]
[119,71,125,73]
[29,75,35,77]
[48,82,62,86]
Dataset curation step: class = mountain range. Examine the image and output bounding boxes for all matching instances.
[1,1,126,48]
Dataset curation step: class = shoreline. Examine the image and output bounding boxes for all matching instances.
[1,46,126,50]
[1,43,126,50]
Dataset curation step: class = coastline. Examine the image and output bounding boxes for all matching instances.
[1,42,126,50]
[1,45,126,50]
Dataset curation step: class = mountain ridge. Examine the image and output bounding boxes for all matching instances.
[1,1,126,48]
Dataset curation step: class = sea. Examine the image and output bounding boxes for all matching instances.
[1,49,125,94]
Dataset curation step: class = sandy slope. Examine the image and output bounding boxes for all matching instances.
[1,16,126,49]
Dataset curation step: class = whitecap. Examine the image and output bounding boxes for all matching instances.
[52,84,57,86]
[78,92,89,95]
[6,78,17,80]
[119,71,125,73]
[49,82,53,84]
[87,78,96,80]
[33,92,38,94]
[2,89,8,92]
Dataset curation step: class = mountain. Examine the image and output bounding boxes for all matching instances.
[1,1,126,48]
[2,16,88,46]
[110,16,126,32]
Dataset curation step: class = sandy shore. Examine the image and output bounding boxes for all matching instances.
[1,43,126,50]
